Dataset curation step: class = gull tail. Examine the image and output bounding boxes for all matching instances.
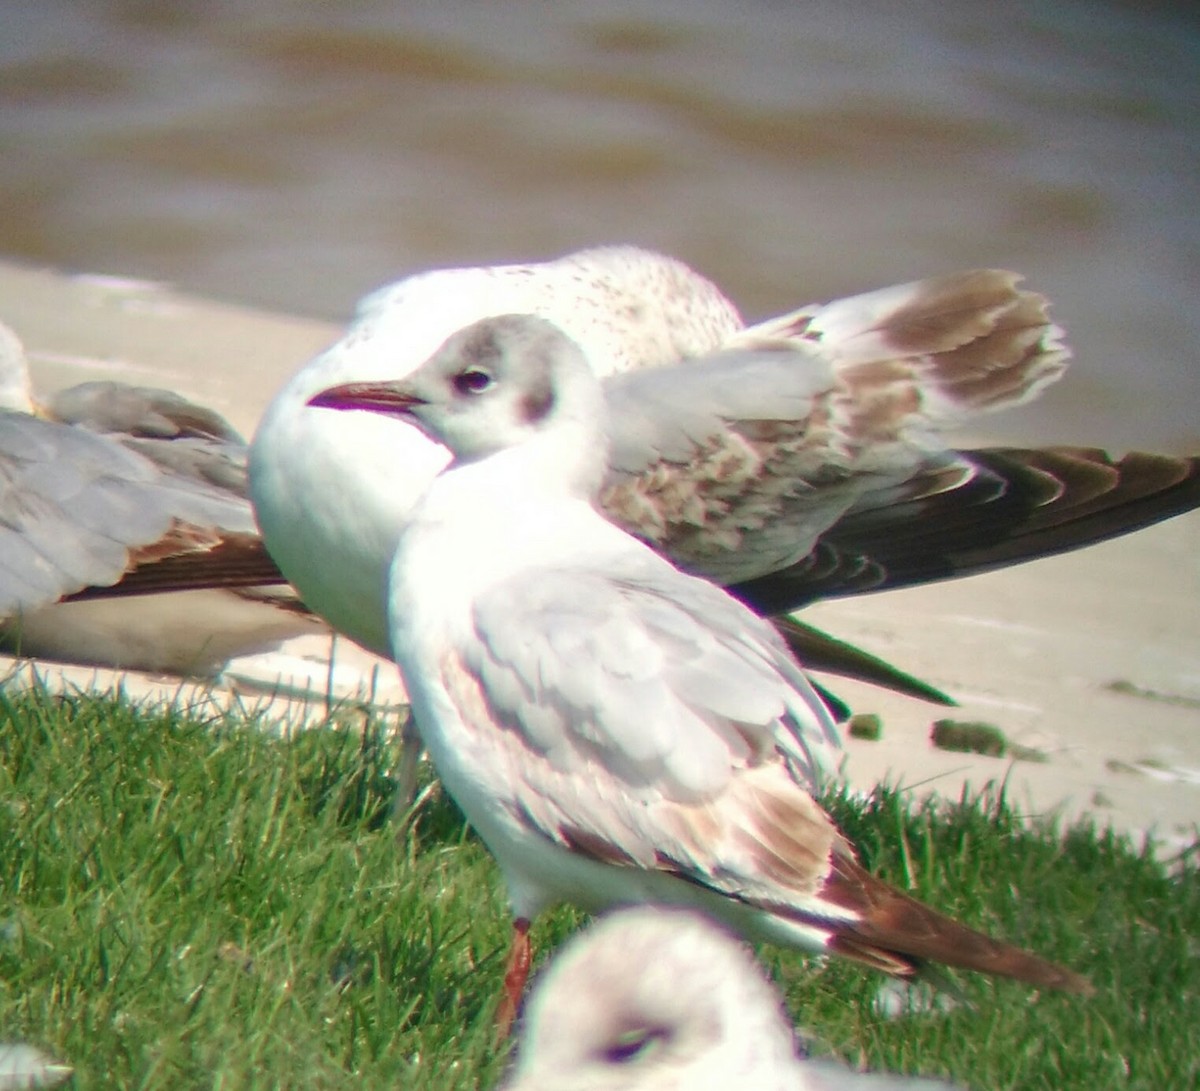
[817,852,1093,995]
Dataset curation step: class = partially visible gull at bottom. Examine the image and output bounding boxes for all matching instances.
[0,319,320,676]
[500,907,961,1091]
[0,1043,72,1091]
[309,313,1092,1031]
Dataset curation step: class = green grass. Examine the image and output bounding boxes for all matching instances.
[0,687,1197,1090]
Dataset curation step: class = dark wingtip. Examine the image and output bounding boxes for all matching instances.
[772,616,956,707]
[822,853,1094,996]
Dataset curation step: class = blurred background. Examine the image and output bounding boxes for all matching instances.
[1,0,1197,450]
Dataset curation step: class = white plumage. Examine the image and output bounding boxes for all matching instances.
[309,312,1089,1019]
[250,247,1074,662]
[501,907,961,1091]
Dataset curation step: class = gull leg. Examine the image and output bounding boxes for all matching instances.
[392,708,425,807]
[495,917,533,1039]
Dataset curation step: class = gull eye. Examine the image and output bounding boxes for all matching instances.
[600,1026,668,1066]
[452,367,494,395]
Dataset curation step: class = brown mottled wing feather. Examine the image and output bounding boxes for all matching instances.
[729,268,1067,413]
[602,269,1070,591]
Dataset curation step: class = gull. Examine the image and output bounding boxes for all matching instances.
[250,246,1200,706]
[500,906,960,1091]
[0,320,320,675]
[308,313,1092,1028]
[0,1043,72,1091]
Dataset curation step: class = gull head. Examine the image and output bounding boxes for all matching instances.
[501,907,800,1091]
[308,314,606,467]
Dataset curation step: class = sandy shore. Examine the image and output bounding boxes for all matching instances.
[3,257,1197,853]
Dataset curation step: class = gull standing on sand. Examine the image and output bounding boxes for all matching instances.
[309,313,1091,1024]
[0,320,320,674]
[501,907,960,1091]
[251,247,1200,705]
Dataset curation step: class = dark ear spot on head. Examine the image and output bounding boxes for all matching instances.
[519,378,556,424]
[517,326,563,424]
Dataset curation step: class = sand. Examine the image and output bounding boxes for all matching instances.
[2,257,1196,852]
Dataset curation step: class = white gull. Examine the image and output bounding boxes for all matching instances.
[250,246,1200,704]
[0,320,319,675]
[500,906,960,1091]
[308,313,1091,1027]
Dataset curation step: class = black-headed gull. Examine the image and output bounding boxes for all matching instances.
[250,247,1199,703]
[0,320,318,674]
[309,313,1091,1027]
[501,907,960,1091]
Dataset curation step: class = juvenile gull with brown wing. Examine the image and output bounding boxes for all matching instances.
[252,247,1200,706]
[309,313,1092,1028]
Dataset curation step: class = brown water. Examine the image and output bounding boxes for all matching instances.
[1,0,1198,451]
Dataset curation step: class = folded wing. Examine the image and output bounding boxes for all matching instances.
[0,408,257,617]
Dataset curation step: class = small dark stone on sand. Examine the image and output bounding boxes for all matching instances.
[931,719,1008,757]
[847,713,883,740]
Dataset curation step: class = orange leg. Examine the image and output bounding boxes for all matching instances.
[495,917,533,1039]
